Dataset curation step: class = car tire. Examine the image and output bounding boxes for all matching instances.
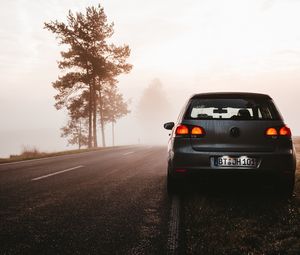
[167,173,179,195]
[276,175,295,197]
[167,163,181,195]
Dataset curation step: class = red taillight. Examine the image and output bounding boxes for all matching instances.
[266,127,278,136]
[279,126,291,136]
[176,125,189,135]
[175,124,205,137]
[191,126,205,135]
[265,126,291,137]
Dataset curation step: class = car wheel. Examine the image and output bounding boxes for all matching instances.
[167,163,182,195]
[167,173,179,195]
[276,175,295,197]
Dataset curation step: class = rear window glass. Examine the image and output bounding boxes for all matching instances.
[185,98,281,120]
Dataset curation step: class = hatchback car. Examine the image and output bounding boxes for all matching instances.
[164,92,296,196]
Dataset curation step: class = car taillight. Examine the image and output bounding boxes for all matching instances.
[266,127,277,136]
[279,126,291,136]
[175,124,205,137]
[265,126,291,137]
[191,126,205,135]
[176,125,189,135]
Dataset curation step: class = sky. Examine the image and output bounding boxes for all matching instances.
[1,0,300,156]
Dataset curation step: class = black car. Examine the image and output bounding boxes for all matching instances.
[164,92,296,196]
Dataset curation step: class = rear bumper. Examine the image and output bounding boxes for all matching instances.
[169,146,296,177]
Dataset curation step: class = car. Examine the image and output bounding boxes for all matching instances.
[164,92,296,196]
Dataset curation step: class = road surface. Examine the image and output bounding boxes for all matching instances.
[0,145,299,254]
[0,146,170,254]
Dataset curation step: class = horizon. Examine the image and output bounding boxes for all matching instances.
[1,0,300,157]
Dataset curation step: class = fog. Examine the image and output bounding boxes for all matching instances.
[1,0,300,157]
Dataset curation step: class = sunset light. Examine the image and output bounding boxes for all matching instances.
[1,1,300,254]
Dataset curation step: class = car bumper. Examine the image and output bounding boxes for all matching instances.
[169,147,296,177]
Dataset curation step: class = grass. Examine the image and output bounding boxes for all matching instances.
[0,145,122,164]
[181,137,300,255]
[182,190,300,255]
[294,137,300,152]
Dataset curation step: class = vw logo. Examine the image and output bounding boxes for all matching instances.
[230,127,240,137]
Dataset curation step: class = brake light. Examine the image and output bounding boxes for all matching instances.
[175,124,206,137]
[279,126,291,136]
[265,126,291,137]
[191,126,205,135]
[266,128,277,136]
[176,125,189,135]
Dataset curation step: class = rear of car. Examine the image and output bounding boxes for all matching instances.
[164,92,296,196]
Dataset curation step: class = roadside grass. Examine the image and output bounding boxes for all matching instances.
[182,188,300,255]
[0,145,123,164]
[293,136,300,149]
[182,172,300,254]
[181,137,300,255]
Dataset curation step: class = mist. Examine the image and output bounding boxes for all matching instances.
[1,0,300,157]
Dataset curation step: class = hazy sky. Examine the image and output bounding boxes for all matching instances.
[1,0,300,156]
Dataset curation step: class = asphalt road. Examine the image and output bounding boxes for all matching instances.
[1,145,300,255]
[0,146,170,255]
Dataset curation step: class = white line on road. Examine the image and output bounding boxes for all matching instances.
[32,165,84,181]
[167,195,180,255]
[123,151,134,156]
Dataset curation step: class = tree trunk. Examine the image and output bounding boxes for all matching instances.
[92,79,98,148]
[88,83,93,148]
[78,120,82,150]
[112,121,115,146]
[100,119,106,147]
[99,89,106,147]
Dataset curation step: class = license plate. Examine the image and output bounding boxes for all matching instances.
[214,156,257,168]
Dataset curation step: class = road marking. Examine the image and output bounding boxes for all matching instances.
[32,165,84,181]
[167,195,180,255]
[123,151,134,156]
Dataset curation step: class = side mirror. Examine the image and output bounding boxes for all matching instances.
[164,122,175,130]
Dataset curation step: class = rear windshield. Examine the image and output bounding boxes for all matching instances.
[184,98,281,120]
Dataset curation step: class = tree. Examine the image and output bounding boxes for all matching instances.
[61,92,89,149]
[44,4,132,148]
[61,118,88,149]
[101,80,130,146]
[137,79,172,144]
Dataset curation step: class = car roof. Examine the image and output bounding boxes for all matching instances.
[190,92,272,100]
